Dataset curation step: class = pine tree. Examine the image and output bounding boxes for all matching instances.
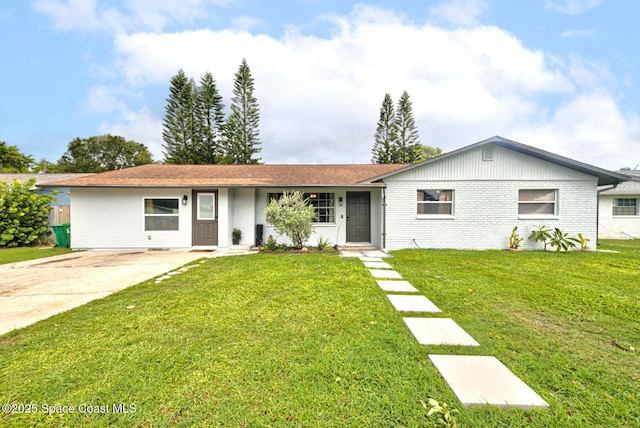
[371,93,398,164]
[221,58,261,164]
[194,72,225,164]
[162,70,197,164]
[395,90,422,163]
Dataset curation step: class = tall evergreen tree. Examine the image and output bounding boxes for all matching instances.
[371,93,398,164]
[395,90,422,163]
[222,58,261,164]
[162,69,196,164]
[194,72,225,164]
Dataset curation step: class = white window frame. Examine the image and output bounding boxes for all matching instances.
[416,189,454,218]
[613,198,638,216]
[197,193,216,220]
[143,198,180,231]
[518,189,558,218]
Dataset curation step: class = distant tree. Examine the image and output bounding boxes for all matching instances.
[371,93,398,164]
[415,144,443,162]
[57,135,153,173]
[0,178,54,247]
[32,159,62,173]
[221,58,261,164]
[162,69,197,164]
[395,90,422,163]
[193,72,225,164]
[0,141,34,172]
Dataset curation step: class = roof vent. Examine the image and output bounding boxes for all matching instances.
[482,145,494,161]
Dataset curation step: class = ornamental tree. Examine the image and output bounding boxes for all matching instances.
[264,191,316,248]
[0,179,55,247]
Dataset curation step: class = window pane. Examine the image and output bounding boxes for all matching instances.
[519,190,555,202]
[145,199,178,215]
[613,199,637,216]
[417,190,452,202]
[198,194,215,219]
[417,203,452,215]
[519,203,555,215]
[145,216,179,231]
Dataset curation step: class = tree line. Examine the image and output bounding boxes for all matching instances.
[2,66,443,173]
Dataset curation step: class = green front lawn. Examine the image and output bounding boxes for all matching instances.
[0,246,73,265]
[1,241,639,426]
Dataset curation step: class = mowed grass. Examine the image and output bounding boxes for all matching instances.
[1,241,639,426]
[0,246,73,265]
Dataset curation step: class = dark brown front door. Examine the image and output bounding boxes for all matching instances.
[193,191,218,246]
[346,192,370,243]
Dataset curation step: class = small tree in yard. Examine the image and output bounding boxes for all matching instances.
[264,191,315,249]
[0,179,55,247]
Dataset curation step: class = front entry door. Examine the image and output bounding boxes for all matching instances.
[346,192,370,243]
[193,191,218,246]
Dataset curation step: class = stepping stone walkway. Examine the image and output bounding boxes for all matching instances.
[387,295,441,313]
[369,269,403,279]
[429,355,549,408]
[376,280,418,293]
[340,250,549,409]
[403,318,479,346]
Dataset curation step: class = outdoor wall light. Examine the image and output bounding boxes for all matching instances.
[338,196,343,206]
[182,195,188,205]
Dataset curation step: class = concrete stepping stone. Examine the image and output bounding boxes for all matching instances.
[359,256,383,262]
[402,318,480,346]
[386,295,441,312]
[369,269,402,279]
[428,355,549,408]
[362,250,390,258]
[376,280,418,292]
[363,261,393,269]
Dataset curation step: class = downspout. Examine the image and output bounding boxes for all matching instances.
[382,187,387,249]
[596,183,618,245]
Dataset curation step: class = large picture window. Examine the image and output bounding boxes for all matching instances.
[144,198,179,231]
[417,190,453,215]
[518,190,557,216]
[267,192,335,223]
[613,198,638,216]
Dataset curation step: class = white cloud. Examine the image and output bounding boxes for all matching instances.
[74,4,638,169]
[429,0,488,27]
[545,0,602,15]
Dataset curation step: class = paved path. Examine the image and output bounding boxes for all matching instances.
[0,248,256,335]
[341,249,549,409]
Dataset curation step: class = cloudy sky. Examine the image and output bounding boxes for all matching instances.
[1,0,639,170]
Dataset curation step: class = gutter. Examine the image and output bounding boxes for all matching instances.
[382,188,387,249]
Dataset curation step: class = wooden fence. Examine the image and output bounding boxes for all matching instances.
[48,205,70,225]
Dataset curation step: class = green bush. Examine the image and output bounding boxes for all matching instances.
[0,179,56,247]
[264,191,315,249]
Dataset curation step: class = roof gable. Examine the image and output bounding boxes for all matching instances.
[370,136,628,186]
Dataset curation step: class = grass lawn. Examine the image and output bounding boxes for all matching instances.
[0,246,73,265]
[1,241,639,426]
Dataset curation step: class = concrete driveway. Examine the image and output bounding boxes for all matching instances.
[0,250,209,335]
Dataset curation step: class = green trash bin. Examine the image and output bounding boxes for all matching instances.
[51,223,71,248]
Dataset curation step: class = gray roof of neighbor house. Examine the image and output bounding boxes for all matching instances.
[0,173,94,187]
[40,164,409,188]
[598,169,640,194]
[368,136,629,186]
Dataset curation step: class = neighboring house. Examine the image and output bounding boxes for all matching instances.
[42,136,627,251]
[0,173,93,224]
[598,169,640,239]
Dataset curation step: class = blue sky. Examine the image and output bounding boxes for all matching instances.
[1,0,639,169]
